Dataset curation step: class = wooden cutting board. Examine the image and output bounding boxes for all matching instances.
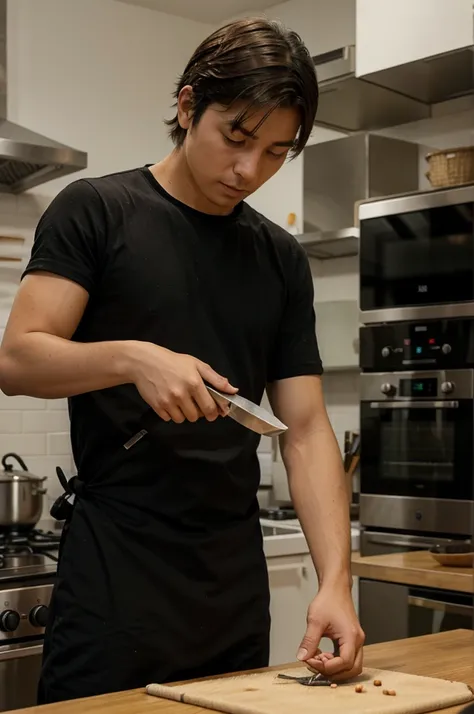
[146,666,474,714]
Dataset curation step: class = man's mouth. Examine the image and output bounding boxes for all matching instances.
[220,182,248,195]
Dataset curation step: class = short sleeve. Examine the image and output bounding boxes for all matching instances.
[22,179,107,295]
[267,242,323,382]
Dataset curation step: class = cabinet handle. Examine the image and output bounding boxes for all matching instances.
[0,644,43,662]
[267,563,307,578]
[407,596,472,617]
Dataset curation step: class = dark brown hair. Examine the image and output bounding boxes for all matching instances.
[165,18,318,158]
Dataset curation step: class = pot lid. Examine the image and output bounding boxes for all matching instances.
[0,452,46,483]
[0,470,46,483]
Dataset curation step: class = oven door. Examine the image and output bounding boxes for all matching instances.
[0,642,43,712]
[360,397,473,501]
[359,190,474,323]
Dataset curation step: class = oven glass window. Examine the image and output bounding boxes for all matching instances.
[360,400,473,499]
[360,203,474,311]
[380,410,454,482]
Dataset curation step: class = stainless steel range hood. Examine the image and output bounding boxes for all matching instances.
[298,133,420,259]
[313,43,474,133]
[0,0,87,193]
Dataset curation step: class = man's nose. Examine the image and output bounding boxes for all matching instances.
[234,151,260,184]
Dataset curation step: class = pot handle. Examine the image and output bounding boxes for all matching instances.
[1,452,28,472]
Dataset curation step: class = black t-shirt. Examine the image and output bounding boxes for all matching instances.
[23,166,322,523]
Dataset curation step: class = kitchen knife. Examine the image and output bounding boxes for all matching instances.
[206,386,288,436]
[124,387,287,450]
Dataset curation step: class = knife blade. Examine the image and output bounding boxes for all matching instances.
[206,386,288,436]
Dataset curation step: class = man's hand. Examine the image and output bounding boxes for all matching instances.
[297,585,365,682]
[127,342,238,423]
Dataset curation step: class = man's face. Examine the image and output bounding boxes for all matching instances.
[178,91,300,213]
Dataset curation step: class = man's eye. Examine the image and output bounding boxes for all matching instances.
[223,135,245,147]
[268,150,287,159]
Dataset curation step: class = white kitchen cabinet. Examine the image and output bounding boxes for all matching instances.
[356,0,474,76]
[315,300,360,371]
[267,0,355,60]
[267,554,359,666]
[267,553,333,665]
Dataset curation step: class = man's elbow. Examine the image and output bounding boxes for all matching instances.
[0,350,23,396]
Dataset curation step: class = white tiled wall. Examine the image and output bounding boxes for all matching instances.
[0,193,74,518]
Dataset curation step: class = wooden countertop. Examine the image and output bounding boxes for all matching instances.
[16,629,474,714]
[351,549,473,593]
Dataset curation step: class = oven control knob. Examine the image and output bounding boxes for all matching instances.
[381,346,391,358]
[441,343,452,355]
[380,383,395,396]
[0,609,20,632]
[441,381,455,394]
[29,605,49,628]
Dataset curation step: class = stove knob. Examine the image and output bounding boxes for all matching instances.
[441,381,455,394]
[0,609,20,633]
[381,346,391,358]
[441,343,452,355]
[29,605,49,628]
[381,383,395,396]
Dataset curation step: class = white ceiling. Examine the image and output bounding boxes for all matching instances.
[115,0,278,24]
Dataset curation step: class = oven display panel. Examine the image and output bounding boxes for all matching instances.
[399,377,438,397]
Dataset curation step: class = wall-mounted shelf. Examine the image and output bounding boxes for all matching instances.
[297,228,359,260]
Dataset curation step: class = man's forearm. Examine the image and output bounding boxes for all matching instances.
[0,332,135,399]
[281,422,352,590]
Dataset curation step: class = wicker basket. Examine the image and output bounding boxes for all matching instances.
[425,145,474,188]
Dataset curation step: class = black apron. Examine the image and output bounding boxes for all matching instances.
[39,411,271,704]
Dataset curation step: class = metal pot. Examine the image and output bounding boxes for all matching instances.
[0,453,47,531]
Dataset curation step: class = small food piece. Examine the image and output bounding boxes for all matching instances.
[330,683,338,689]
[373,679,382,687]
[383,689,396,696]
[355,684,365,693]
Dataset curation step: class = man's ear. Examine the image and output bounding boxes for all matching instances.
[177,85,194,130]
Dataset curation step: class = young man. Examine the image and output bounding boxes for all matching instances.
[0,17,363,703]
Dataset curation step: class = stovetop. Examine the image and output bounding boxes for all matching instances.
[0,529,60,582]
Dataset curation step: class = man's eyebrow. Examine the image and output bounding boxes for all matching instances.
[225,121,296,148]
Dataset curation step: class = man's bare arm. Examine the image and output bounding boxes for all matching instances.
[0,272,134,398]
[267,375,364,680]
[0,272,235,422]
[267,375,351,588]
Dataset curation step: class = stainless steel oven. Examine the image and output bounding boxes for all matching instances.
[359,530,473,645]
[0,642,44,712]
[0,582,52,712]
[0,529,59,712]
[360,369,474,535]
[359,183,474,324]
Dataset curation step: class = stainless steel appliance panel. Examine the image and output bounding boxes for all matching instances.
[359,319,474,372]
[359,184,474,324]
[360,369,474,399]
[0,584,52,643]
[359,183,474,220]
[0,643,43,712]
[360,494,473,535]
